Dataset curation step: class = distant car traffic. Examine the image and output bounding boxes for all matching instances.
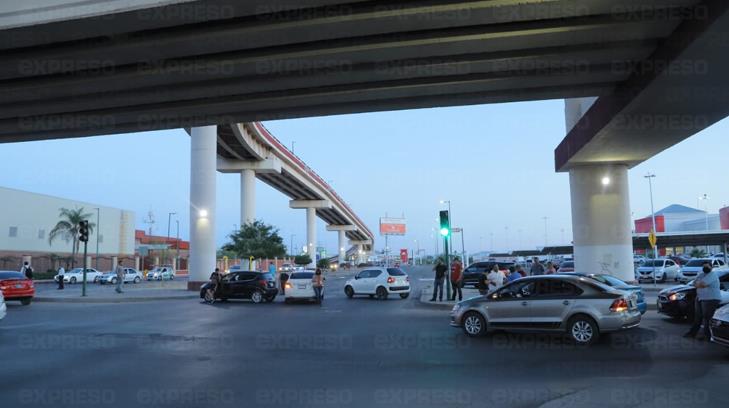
[0,271,35,305]
[450,275,641,345]
[636,259,680,282]
[146,266,175,281]
[284,271,324,303]
[558,261,575,273]
[280,263,294,272]
[98,268,143,284]
[657,270,729,319]
[56,268,102,284]
[199,271,278,303]
[678,258,727,283]
[344,267,410,300]
[710,304,729,347]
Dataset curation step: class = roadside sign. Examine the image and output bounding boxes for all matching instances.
[649,230,657,248]
[452,227,462,233]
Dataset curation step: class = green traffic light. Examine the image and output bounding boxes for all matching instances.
[440,227,450,237]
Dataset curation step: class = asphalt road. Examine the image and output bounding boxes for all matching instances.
[2,265,728,408]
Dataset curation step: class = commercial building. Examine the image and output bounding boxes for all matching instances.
[0,186,134,273]
[634,204,729,255]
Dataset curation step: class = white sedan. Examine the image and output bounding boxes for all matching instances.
[344,267,410,300]
[98,268,143,284]
[55,268,102,284]
[284,270,324,303]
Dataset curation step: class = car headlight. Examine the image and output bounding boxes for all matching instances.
[668,292,686,301]
[451,304,462,313]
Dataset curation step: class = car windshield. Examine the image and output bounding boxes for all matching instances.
[642,260,664,267]
[69,268,82,273]
[0,271,25,279]
[291,272,314,279]
[685,260,707,267]
[387,268,406,276]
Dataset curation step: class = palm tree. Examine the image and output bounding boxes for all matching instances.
[48,207,95,268]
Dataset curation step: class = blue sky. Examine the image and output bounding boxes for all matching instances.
[1,99,727,256]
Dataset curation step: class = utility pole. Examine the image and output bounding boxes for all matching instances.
[645,173,658,286]
[175,220,180,269]
[290,234,296,257]
[542,216,549,247]
[94,207,100,269]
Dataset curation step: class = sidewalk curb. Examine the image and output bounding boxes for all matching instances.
[34,294,198,303]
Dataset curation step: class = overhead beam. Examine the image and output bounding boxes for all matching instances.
[216,156,282,174]
[289,200,332,209]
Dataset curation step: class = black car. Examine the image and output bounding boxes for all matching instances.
[199,271,278,303]
[657,270,729,319]
[462,261,514,287]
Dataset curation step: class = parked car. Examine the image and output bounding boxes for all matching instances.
[280,263,294,272]
[558,272,646,314]
[710,304,729,347]
[668,255,690,266]
[558,261,575,273]
[0,271,35,305]
[284,271,324,303]
[199,271,277,303]
[146,266,175,281]
[450,275,641,345]
[56,268,102,284]
[0,290,6,321]
[636,259,680,282]
[344,267,410,300]
[462,262,514,287]
[657,270,729,319]
[98,268,143,284]
[678,258,728,283]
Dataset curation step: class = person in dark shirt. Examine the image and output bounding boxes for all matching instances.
[430,261,447,301]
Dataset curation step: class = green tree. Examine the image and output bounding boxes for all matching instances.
[690,248,707,258]
[48,207,95,268]
[317,258,330,269]
[294,254,312,266]
[222,221,286,259]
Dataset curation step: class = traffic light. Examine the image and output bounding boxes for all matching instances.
[439,210,450,237]
[79,220,89,242]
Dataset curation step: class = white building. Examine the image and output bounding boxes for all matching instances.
[0,186,135,271]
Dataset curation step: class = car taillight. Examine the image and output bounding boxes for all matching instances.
[610,298,629,313]
[285,283,293,289]
[387,277,395,284]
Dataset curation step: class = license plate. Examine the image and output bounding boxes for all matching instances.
[298,285,307,289]
[14,284,23,288]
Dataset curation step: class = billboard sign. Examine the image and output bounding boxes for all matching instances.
[380,217,406,236]
[400,249,409,263]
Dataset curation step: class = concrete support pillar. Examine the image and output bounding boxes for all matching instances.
[569,164,634,282]
[111,256,118,272]
[338,230,346,265]
[189,125,217,289]
[306,207,317,267]
[135,256,140,271]
[85,255,92,268]
[154,256,160,267]
[241,168,256,225]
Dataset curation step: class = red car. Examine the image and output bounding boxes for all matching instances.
[0,271,35,305]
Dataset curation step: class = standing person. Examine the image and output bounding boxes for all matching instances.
[515,264,527,278]
[507,267,521,283]
[115,260,125,294]
[487,264,504,292]
[279,268,289,296]
[685,262,722,340]
[57,265,65,290]
[21,261,33,280]
[430,261,447,301]
[312,268,324,305]
[530,257,544,276]
[546,262,557,275]
[450,259,464,301]
[205,268,223,304]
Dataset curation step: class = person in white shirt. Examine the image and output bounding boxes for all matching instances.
[487,264,504,292]
[57,266,65,290]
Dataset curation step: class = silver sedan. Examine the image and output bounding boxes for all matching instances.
[450,275,641,345]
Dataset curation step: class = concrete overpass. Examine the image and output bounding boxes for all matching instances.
[3,0,729,283]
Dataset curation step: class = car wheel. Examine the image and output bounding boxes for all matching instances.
[21,298,31,306]
[399,293,409,299]
[203,290,215,303]
[251,290,264,304]
[368,294,375,299]
[462,311,486,337]
[111,278,118,284]
[170,275,174,280]
[376,286,388,300]
[568,315,599,346]
[134,277,141,284]
[659,274,666,283]
[344,286,354,298]
[70,277,76,284]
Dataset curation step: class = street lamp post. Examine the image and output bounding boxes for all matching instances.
[167,212,176,265]
[699,194,710,253]
[94,207,100,269]
[645,173,658,285]
[542,216,549,247]
[175,219,180,269]
[290,234,296,257]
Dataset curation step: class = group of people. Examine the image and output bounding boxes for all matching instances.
[430,257,560,301]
